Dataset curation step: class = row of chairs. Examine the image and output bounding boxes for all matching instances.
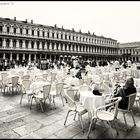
[20,79,65,112]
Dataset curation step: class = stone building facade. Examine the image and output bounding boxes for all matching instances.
[0,17,119,64]
[119,42,140,62]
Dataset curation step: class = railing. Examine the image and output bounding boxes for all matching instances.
[0,31,118,48]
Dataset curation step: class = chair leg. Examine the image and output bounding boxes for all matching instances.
[87,117,97,138]
[64,110,70,125]
[39,100,44,113]
[108,121,116,138]
[30,96,34,110]
[130,110,136,126]
[20,94,24,104]
[78,114,84,132]
[122,111,128,131]
[73,112,77,120]
[60,95,64,106]
[113,119,119,136]
[53,96,56,109]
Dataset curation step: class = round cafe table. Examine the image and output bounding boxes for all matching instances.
[80,91,105,116]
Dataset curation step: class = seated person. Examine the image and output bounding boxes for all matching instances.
[114,77,136,110]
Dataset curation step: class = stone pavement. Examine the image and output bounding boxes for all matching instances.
[0,91,140,139]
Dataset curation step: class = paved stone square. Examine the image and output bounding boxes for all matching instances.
[0,92,140,139]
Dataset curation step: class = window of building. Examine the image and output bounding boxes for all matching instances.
[19,40,22,48]
[6,39,10,47]
[0,38,2,46]
[52,32,54,38]
[42,31,45,37]
[57,33,59,39]
[48,32,49,38]
[20,28,22,34]
[69,35,71,40]
[61,34,63,39]
[0,26,2,32]
[37,30,39,37]
[32,30,34,36]
[31,41,34,49]
[26,29,28,35]
[13,40,16,48]
[37,42,39,49]
[65,34,67,40]
[7,27,10,33]
[73,36,74,40]
[25,41,28,48]
[14,28,16,34]
[42,42,45,50]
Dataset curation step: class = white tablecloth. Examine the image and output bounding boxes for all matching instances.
[80,91,105,115]
[30,81,50,93]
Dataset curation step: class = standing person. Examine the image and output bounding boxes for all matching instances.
[4,60,8,71]
[114,77,136,109]
[114,60,120,71]
[127,59,132,68]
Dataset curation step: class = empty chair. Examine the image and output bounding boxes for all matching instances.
[30,84,51,112]
[87,97,122,138]
[42,73,48,81]
[84,77,92,86]
[35,74,44,81]
[50,82,64,108]
[64,88,88,132]
[4,76,20,95]
[20,79,34,105]
[135,92,140,107]
[47,72,57,83]
[79,83,90,91]
[21,74,30,80]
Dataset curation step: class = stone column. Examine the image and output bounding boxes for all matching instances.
[9,39,13,48]
[16,54,19,61]
[17,27,20,34]
[3,53,5,59]
[34,29,37,36]
[10,53,12,61]
[40,30,42,37]
[58,43,61,50]
[49,42,52,50]
[34,41,37,49]
[63,44,65,51]
[34,54,36,63]
[16,40,19,48]
[39,42,42,49]
[22,40,25,49]
[28,40,31,49]
[10,26,13,33]
[2,38,6,48]
[22,53,25,60]
[28,29,32,36]
[44,42,47,50]
[23,28,26,35]
[67,44,69,51]
[28,54,31,62]
[54,43,56,50]
[3,24,6,32]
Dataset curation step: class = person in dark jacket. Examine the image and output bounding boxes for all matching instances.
[114,77,136,110]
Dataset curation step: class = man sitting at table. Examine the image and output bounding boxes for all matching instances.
[114,77,136,109]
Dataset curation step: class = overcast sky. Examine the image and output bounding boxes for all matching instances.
[0,1,140,43]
